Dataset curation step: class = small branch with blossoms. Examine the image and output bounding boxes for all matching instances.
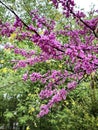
[0,0,40,37]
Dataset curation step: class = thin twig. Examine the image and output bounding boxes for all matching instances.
[0,0,40,37]
[66,1,98,38]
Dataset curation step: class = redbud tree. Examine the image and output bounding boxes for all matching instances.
[0,0,98,117]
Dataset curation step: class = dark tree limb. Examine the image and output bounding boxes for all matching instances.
[0,0,40,37]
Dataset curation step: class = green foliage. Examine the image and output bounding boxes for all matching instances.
[4,111,14,120]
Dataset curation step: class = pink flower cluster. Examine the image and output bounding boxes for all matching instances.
[52,0,75,17]
[38,88,67,117]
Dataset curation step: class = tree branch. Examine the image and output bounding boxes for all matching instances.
[0,0,40,37]
[66,1,98,38]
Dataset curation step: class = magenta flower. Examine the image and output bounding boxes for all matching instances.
[67,81,77,90]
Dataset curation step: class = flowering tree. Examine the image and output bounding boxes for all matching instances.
[0,0,98,117]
